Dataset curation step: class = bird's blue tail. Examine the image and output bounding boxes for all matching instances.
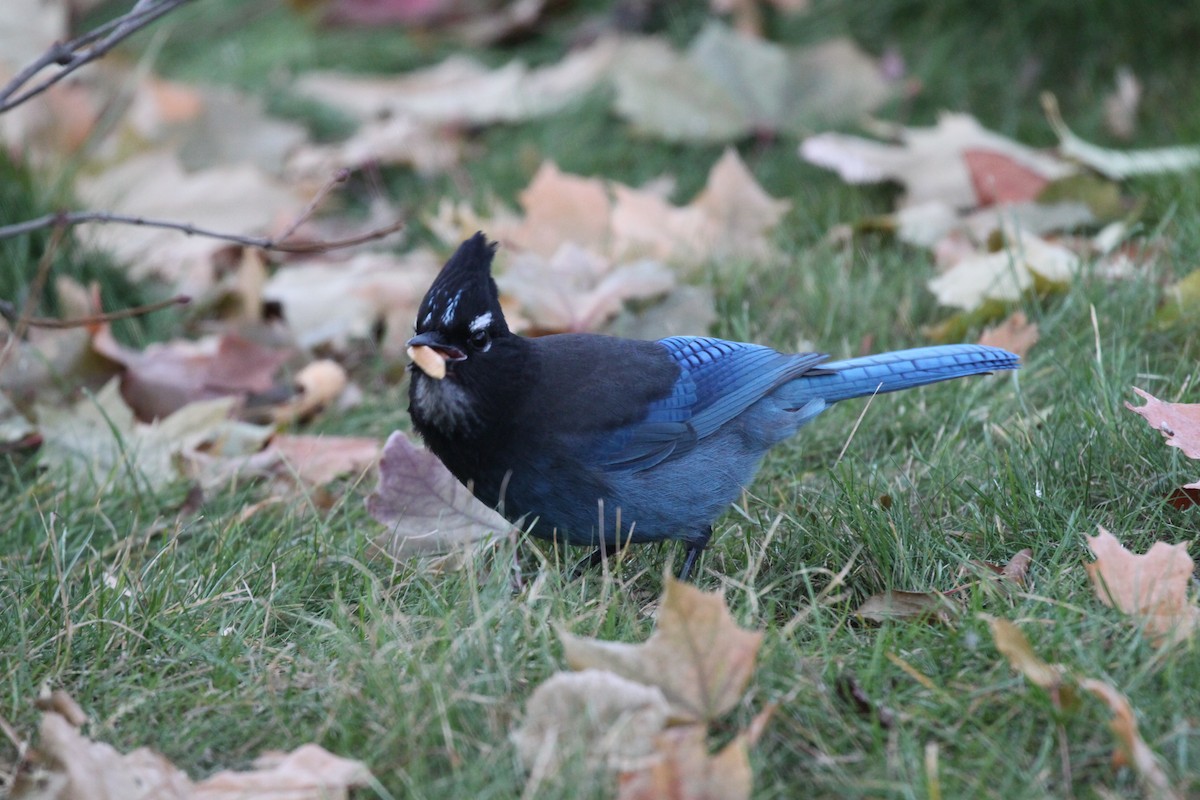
[800,344,1019,404]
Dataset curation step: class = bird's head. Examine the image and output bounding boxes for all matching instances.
[407,232,519,435]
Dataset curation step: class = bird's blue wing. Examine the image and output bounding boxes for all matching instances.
[599,336,827,472]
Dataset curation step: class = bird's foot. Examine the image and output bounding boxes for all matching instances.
[570,546,610,580]
[677,527,713,582]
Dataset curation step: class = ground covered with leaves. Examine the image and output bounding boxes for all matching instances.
[3,1,1200,798]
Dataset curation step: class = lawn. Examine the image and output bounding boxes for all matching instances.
[2,1,1199,798]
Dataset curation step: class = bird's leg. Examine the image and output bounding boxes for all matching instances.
[677,527,712,582]
[570,547,608,579]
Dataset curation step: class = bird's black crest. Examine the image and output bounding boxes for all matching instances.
[416,232,508,336]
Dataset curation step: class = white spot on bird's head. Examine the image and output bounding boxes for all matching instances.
[469,311,493,332]
[441,291,463,325]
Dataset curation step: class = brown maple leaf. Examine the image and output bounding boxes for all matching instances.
[558,578,763,723]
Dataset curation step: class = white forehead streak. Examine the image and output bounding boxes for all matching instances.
[469,311,493,332]
[440,291,462,325]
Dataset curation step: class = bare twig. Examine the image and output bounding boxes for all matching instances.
[0,0,198,113]
[0,295,189,330]
[0,224,65,373]
[275,168,352,243]
[0,210,405,253]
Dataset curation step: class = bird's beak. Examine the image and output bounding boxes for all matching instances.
[406,332,466,381]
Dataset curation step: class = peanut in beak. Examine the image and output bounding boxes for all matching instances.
[407,345,447,380]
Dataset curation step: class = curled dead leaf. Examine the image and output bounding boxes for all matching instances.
[855,590,955,625]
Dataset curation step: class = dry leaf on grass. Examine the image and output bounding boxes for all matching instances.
[558,578,763,722]
[181,432,378,497]
[1079,679,1182,800]
[926,227,1078,311]
[855,590,955,624]
[1126,387,1200,465]
[613,22,893,142]
[431,150,780,333]
[982,615,1070,694]
[264,250,442,353]
[513,670,672,773]
[1084,527,1199,646]
[978,310,1039,358]
[501,244,675,333]
[36,381,238,492]
[296,40,617,127]
[366,431,510,559]
[616,724,753,800]
[92,331,291,421]
[801,112,1075,210]
[984,616,1182,798]
[194,743,371,800]
[266,360,348,425]
[76,151,305,295]
[11,710,370,800]
[1043,92,1200,179]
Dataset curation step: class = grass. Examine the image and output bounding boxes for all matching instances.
[4,1,1200,797]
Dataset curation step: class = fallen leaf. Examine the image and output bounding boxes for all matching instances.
[613,23,893,142]
[266,434,380,486]
[978,310,1039,358]
[295,38,617,127]
[963,150,1052,206]
[11,712,192,799]
[1125,387,1200,460]
[1043,92,1200,179]
[268,360,348,425]
[1084,527,1199,645]
[1102,67,1141,141]
[1079,678,1182,800]
[926,227,1078,311]
[624,147,789,262]
[10,709,371,800]
[1001,548,1034,586]
[558,577,763,722]
[366,431,510,559]
[194,743,371,800]
[435,151,771,332]
[170,87,308,175]
[507,162,612,258]
[287,114,464,178]
[616,724,752,800]
[33,690,88,728]
[855,590,954,624]
[36,381,238,492]
[801,113,1075,210]
[263,249,443,352]
[76,151,305,296]
[982,615,1073,698]
[512,669,671,773]
[500,243,675,333]
[91,331,291,421]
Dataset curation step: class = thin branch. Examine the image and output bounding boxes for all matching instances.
[0,0,197,113]
[0,210,406,254]
[0,295,189,330]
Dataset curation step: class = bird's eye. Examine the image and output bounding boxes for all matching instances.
[469,329,490,350]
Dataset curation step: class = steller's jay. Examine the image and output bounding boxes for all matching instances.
[407,233,1019,580]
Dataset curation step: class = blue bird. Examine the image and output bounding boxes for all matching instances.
[407,233,1019,579]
